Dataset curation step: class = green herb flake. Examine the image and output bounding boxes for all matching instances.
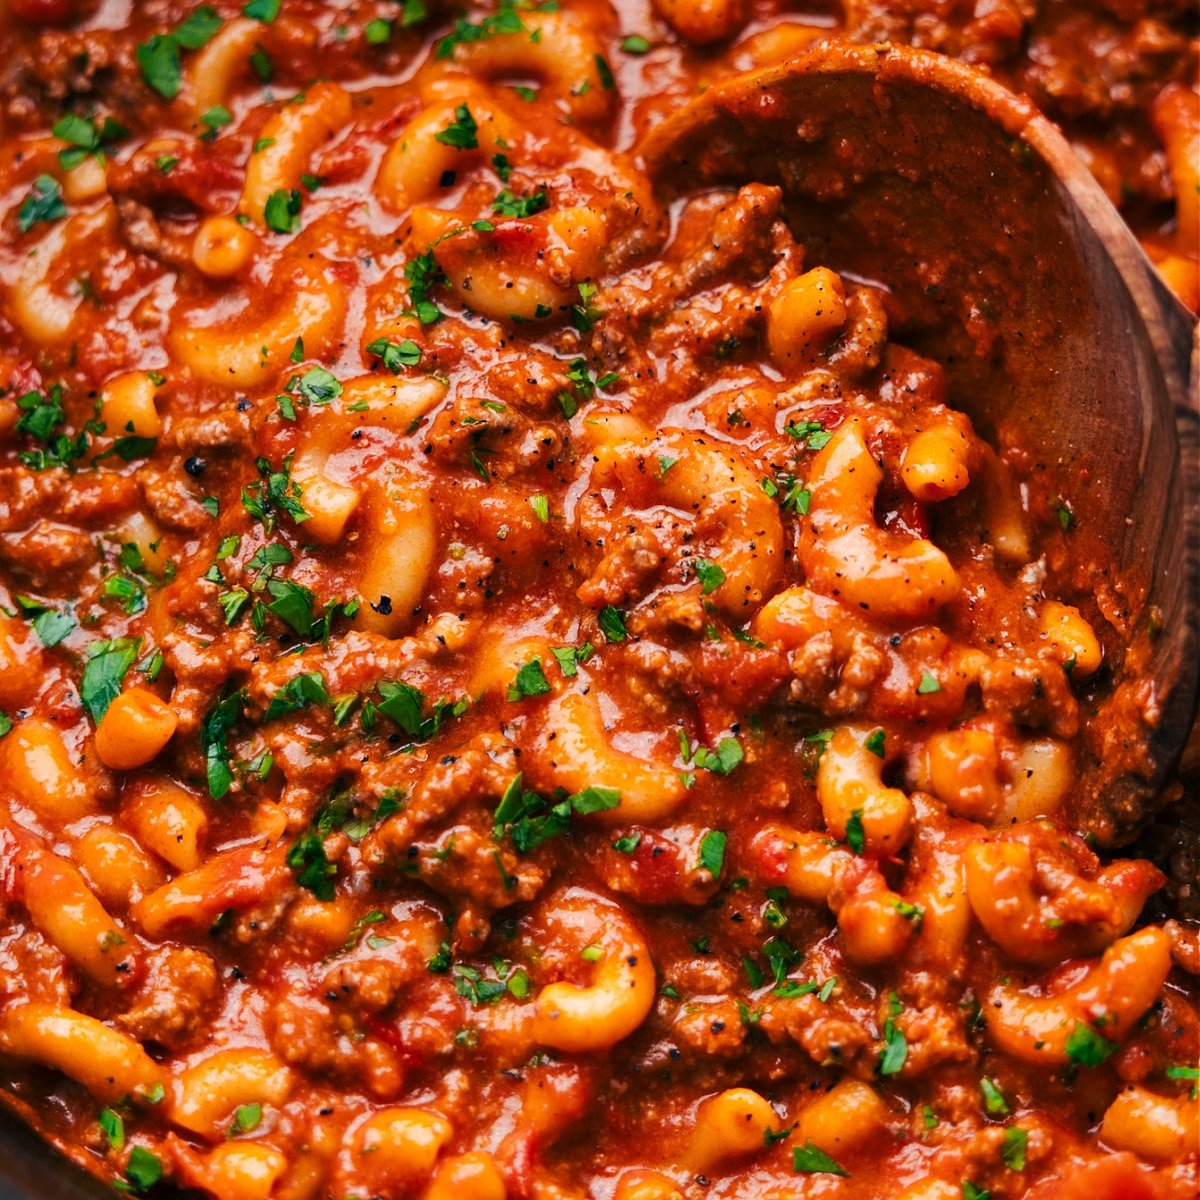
[232,1102,262,1134]
[434,103,479,150]
[264,187,302,234]
[287,830,336,900]
[80,637,140,722]
[18,175,66,233]
[693,557,726,595]
[917,670,942,695]
[493,187,549,218]
[1064,1022,1117,1067]
[366,336,421,372]
[123,1146,163,1193]
[365,16,392,43]
[98,1107,124,1151]
[1002,1126,1027,1171]
[980,1077,1009,1117]
[175,6,222,49]
[697,829,727,877]
[243,0,281,20]
[878,992,908,1076]
[792,1141,849,1177]
[136,35,183,99]
[507,657,551,701]
[597,605,627,642]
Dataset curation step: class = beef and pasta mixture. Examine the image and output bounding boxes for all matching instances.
[0,1,1196,1198]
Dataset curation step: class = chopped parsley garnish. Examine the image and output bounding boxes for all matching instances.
[243,0,280,20]
[264,187,302,234]
[917,670,942,694]
[570,281,601,333]
[175,5,222,47]
[120,1146,163,1193]
[17,597,76,648]
[52,113,127,170]
[621,34,651,53]
[98,1107,124,1151]
[242,455,309,533]
[1052,498,1075,531]
[865,728,886,758]
[80,637,140,722]
[492,772,620,851]
[364,16,392,43]
[597,605,627,642]
[453,963,508,1006]
[783,419,832,450]
[692,557,725,595]
[405,249,449,324]
[595,53,615,89]
[297,366,342,405]
[697,829,726,877]
[232,1102,262,1134]
[17,175,66,233]
[690,736,744,776]
[1002,1127,1027,1171]
[136,35,183,98]
[376,680,463,742]
[15,384,97,470]
[878,992,907,1075]
[529,493,550,522]
[980,1077,1009,1117]
[366,336,421,372]
[287,830,336,900]
[1064,1022,1117,1067]
[201,685,244,799]
[492,187,549,218]
[550,643,593,677]
[434,104,479,150]
[763,936,800,986]
[792,1142,848,1177]
[893,899,924,930]
[264,670,328,721]
[435,0,529,59]
[844,809,865,854]
[507,657,551,701]
[198,105,232,139]
[612,832,641,853]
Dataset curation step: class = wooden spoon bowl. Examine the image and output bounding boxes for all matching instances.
[640,42,1198,847]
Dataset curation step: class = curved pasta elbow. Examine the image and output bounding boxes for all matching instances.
[0,1003,164,1104]
[170,1048,294,1140]
[799,417,959,620]
[170,259,348,387]
[984,926,1172,1064]
[448,14,615,124]
[1100,1085,1199,1163]
[338,1107,453,1198]
[351,477,437,638]
[817,723,913,856]
[686,1088,779,1170]
[377,92,516,215]
[532,891,656,1052]
[901,423,972,502]
[241,83,353,222]
[526,691,686,824]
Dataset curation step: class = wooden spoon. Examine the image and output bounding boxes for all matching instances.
[639,42,1198,847]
